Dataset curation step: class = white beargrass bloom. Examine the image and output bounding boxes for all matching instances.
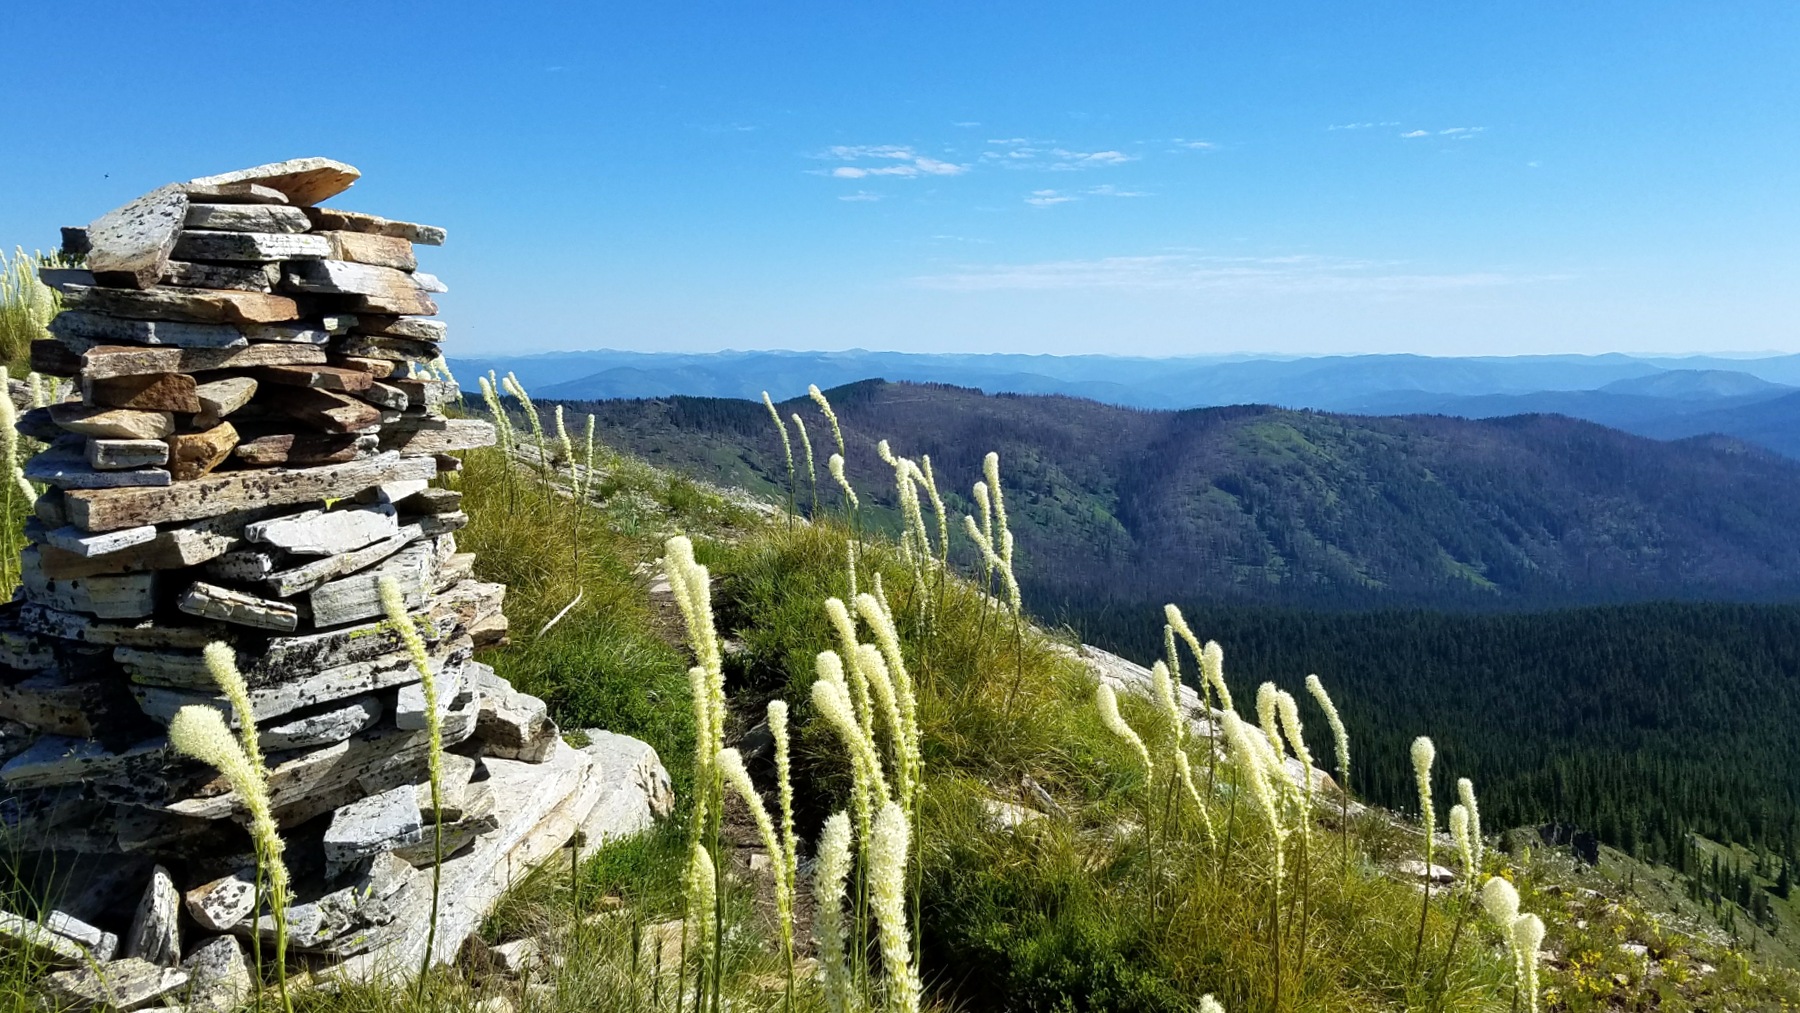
[813,812,855,1013]
[1096,684,1153,778]
[1275,690,1313,779]
[808,383,846,457]
[857,644,913,805]
[1482,876,1519,929]
[553,403,574,465]
[687,667,713,829]
[1513,912,1546,1013]
[761,391,795,496]
[201,641,261,771]
[1256,682,1286,759]
[815,650,847,690]
[478,375,513,453]
[823,598,873,735]
[918,455,950,562]
[501,372,547,463]
[828,453,858,509]
[1166,604,1234,713]
[1151,660,1183,743]
[1173,747,1216,845]
[813,678,891,804]
[791,412,815,506]
[1197,997,1225,1013]
[870,802,920,1013]
[1457,777,1483,872]
[768,701,797,890]
[1412,736,1438,880]
[1305,674,1349,791]
[0,387,31,502]
[1222,711,1286,886]
[1450,804,1475,884]
[856,593,919,786]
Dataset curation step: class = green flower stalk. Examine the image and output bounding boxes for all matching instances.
[1512,913,1545,1013]
[813,812,855,1013]
[791,413,817,516]
[380,575,444,989]
[762,391,796,520]
[169,706,293,1013]
[870,802,920,1013]
[1172,747,1215,845]
[719,747,792,974]
[1410,735,1438,977]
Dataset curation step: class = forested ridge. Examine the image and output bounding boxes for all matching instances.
[1074,600,1800,860]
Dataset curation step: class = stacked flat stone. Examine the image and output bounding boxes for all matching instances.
[0,159,664,996]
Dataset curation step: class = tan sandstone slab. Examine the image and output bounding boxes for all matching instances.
[188,158,361,207]
[63,452,437,531]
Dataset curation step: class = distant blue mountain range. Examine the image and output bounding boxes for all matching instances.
[448,349,1800,458]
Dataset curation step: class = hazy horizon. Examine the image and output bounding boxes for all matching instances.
[6,3,1797,359]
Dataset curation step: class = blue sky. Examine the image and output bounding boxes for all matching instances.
[3,2,1796,357]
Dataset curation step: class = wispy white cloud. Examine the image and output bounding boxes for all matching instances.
[1399,126,1486,140]
[1328,121,1399,130]
[978,138,1139,170]
[815,144,969,179]
[914,253,1558,294]
[838,191,882,202]
[1086,184,1150,198]
[1400,130,1431,138]
[952,121,982,128]
[1024,189,1077,206]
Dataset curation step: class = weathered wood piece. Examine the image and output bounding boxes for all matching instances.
[87,438,170,470]
[309,541,437,627]
[302,206,445,245]
[50,311,246,350]
[233,431,374,466]
[193,376,258,422]
[378,418,495,454]
[171,230,331,262]
[166,422,239,480]
[24,447,170,489]
[318,231,417,270]
[51,403,174,440]
[247,503,397,556]
[80,341,327,380]
[334,334,438,362]
[256,363,374,392]
[85,372,201,413]
[21,549,160,617]
[265,385,384,433]
[83,185,190,288]
[162,260,280,292]
[189,157,361,206]
[63,451,435,531]
[263,525,421,597]
[178,581,299,632]
[184,203,311,233]
[60,284,300,325]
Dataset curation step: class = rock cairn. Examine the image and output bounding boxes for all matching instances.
[0,159,672,1004]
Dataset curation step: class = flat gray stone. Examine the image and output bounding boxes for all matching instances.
[21,548,160,618]
[83,184,189,288]
[184,871,255,933]
[124,865,180,965]
[395,650,470,731]
[177,581,298,632]
[185,203,310,233]
[0,909,88,966]
[308,540,437,628]
[245,502,397,556]
[262,523,421,597]
[202,548,280,582]
[162,259,282,292]
[40,957,188,1011]
[181,935,251,1011]
[472,665,558,763]
[40,522,158,557]
[259,695,384,750]
[87,439,169,471]
[133,641,464,725]
[44,910,118,962]
[173,230,332,262]
[25,447,171,489]
[241,323,331,344]
[50,310,247,349]
[574,730,676,850]
[324,783,424,878]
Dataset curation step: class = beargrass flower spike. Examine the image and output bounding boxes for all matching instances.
[1513,913,1545,1013]
[828,453,857,509]
[761,391,796,517]
[767,701,798,893]
[1481,875,1519,930]
[1457,777,1483,872]
[380,575,445,988]
[808,383,846,457]
[1151,660,1183,743]
[791,412,817,515]
[1096,683,1153,778]
[1450,804,1475,884]
[719,748,791,954]
[813,812,855,1013]
[870,801,920,1013]
[1304,675,1348,788]
[1410,735,1438,976]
